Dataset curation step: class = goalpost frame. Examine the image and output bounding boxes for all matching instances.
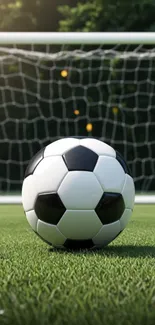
[0,32,155,204]
[1,32,155,45]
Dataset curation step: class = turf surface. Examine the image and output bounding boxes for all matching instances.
[0,205,155,325]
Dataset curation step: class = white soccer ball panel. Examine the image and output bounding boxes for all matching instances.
[22,175,38,211]
[57,210,102,240]
[44,138,80,157]
[121,174,135,209]
[34,156,68,193]
[25,210,38,232]
[80,138,116,157]
[120,209,132,231]
[37,220,66,246]
[94,156,125,192]
[93,220,121,247]
[22,156,68,212]
[58,171,103,210]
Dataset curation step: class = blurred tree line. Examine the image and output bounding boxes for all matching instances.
[0,0,78,31]
[59,0,155,32]
[1,0,155,32]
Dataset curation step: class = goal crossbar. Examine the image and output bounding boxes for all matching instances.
[1,32,155,45]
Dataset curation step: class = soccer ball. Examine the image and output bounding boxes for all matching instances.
[22,137,135,249]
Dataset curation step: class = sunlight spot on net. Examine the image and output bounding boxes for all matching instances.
[112,107,119,115]
[61,70,68,78]
[86,123,93,132]
[74,109,80,116]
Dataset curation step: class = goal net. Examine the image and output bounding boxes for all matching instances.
[0,32,155,203]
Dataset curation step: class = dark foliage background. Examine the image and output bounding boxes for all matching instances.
[1,1,155,32]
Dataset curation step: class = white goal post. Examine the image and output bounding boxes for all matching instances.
[1,32,155,45]
[0,32,155,204]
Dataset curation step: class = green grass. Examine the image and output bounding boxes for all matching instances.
[0,205,155,325]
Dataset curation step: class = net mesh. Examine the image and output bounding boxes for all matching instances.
[0,44,155,192]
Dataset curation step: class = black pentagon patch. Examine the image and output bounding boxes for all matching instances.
[69,136,86,139]
[95,193,125,225]
[116,151,131,176]
[64,239,94,250]
[63,145,98,171]
[69,136,94,139]
[35,193,66,225]
[25,148,45,178]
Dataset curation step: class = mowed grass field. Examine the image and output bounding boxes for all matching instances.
[0,205,155,325]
